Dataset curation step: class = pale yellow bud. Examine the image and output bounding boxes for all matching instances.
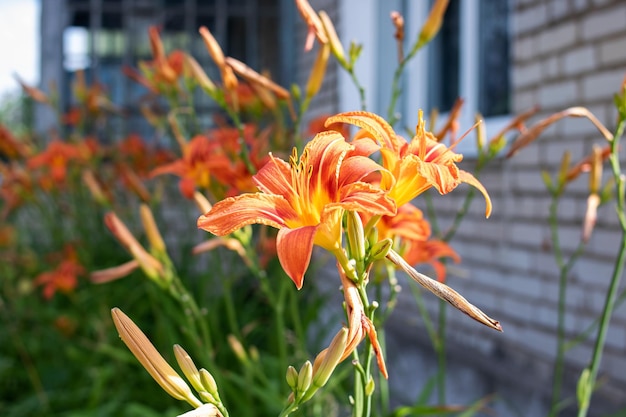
[286,365,298,390]
[305,43,331,99]
[227,335,248,363]
[104,212,164,284]
[199,368,220,398]
[297,361,313,393]
[312,327,348,388]
[417,0,450,48]
[174,345,204,394]
[111,308,202,408]
[319,11,346,67]
[184,54,216,95]
[346,210,365,262]
[140,204,166,254]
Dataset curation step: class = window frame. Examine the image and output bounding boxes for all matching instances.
[340,0,512,157]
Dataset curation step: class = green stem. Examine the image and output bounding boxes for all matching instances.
[443,189,476,243]
[347,68,367,111]
[577,116,626,417]
[386,40,427,126]
[436,298,447,405]
[548,192,587,417]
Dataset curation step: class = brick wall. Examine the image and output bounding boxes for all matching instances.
[296,0,626,414]
[383,1,626,415]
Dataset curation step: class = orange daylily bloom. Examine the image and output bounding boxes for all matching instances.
[116,133,174,178]
[0,162,33,219]
[376,203,459,282]
[27,139,87,183]
[123,28,187,94]
[198,132,396,289]
[326,111,492,217]
[0,125,30,159]
[151,134,231,198]
[34,249,84,299]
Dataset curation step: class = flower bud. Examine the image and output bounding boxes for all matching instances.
[297,361,313,394]
[319,11,347,67]
[184,54,216,96]
[140,204,166,254]
[346,211,366,262]
[286,365,298,390]
[227,335,248,363]
[417,0,450,48]
[305,43,330,99]
[369,238,393,261]
[174,345,203,394]
[199,368,220,399]
[312,327,348,388]
[111,308,202,408]
[589,145,603,195]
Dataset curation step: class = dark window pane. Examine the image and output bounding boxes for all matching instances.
[226,16,247,61]
[164,12,186,32]
[478,0,510,116]
[258,15,279,77]
[428,0,460,112]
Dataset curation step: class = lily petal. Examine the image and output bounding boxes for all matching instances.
[197,194,294,235]
[458,170,492,218]
[277,225,318,289]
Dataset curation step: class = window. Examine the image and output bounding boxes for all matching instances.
[425,0,511,154]
[60,0,283,137]
[340,0,511,155]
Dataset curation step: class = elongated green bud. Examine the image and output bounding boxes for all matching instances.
[286,365,298,391]
[312,328,348,388]
[173,345,203,394]
[369,238,393,260]
[297,361,313,394]
[199,368,219,399]
[346,211,366,262]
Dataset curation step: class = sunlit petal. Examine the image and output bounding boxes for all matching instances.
[277,225,318,289]
[198,194,294,235]
[458,170,492,218]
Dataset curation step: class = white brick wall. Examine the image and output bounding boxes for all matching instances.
[297,0,626,415]
[384,1,626,414]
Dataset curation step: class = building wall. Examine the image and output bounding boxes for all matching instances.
[300,0,626,415]
[383,1,626,415]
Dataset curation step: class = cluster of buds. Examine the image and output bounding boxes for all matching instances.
[111,308,226,417]
[90,204,170,287]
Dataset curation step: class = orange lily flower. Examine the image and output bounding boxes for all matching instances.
[326,111,492,216]
[0,162,33,219]
[27,139,86,183]
[198,132,396,289]
[376,203,459,282]
[123,27,186,94]
[151,134,231,199]
[34,249,84,300]
[0,125,30,159]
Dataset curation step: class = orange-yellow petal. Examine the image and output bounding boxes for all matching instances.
[276,225,317,289]
[338,182,396,216]
[197,193,294,235]
[458,170,492,218]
